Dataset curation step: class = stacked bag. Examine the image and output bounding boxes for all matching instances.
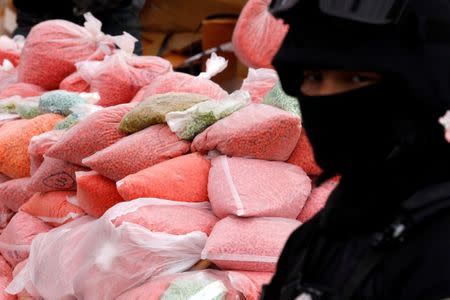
[0,9,339,300]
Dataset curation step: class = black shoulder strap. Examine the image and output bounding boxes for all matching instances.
[401,181,450,226]
[340,249,387,300]
[339,181,450,300]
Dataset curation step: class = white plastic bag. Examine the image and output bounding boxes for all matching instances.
[74,60,103,84]
[76,32,172,107]
[198,53,228,80]
[0,59,14,72]
[0,35,23,66]
[439,110,450,143]
[166,90,251,140]
[0,113,19,122]
[0,96,41,119]
[0,35,23,52]
[111,31,138,55]
[130,53,227,103]
[7,198,209,300]
[79,92,101,105]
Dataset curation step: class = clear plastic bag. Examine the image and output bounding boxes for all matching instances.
[0,178,34,212]
[232,0,289,69]
[241,68,279,103]
[439,110,450,143]
[78,92,101,105]
[29,156,89,192]
[0,253,15,300]
[75,170,124,218]
[0,35,24,66]
[11,259,33,299]
[59,71,91,93]
[16,102,41,120]
[0,173,10,184]
[192,103,302,161]
[287,131,323,176]
[166,90,250,140]
[0,205,13,229]
[45,103,133,166]
[0,212,52,268]
[287,129,323,176]
[20,191,85,227]
[208,156,311,219]
[117,269,273,300]
[0,61,17,91]
[198,53,229,80]
[202,216,301,272]
[28,130,66,175]
[61,60,104,93]
[0,113,19,123]
[0,96,41,119]
[18,13,114,90]
[161,272,229,300]
[0,114,64,178]
[0,59,14,72]
[76,32,172,107]
[119,92,210,134]
[262,82,301,116]
[7,198,208,300]
[0,83,46,100]
[117,153,211,202]
[83,124,190,181]
[131,53,228,103]
[54,101,103,130]
[297,176,340,223]
[111,198,217,236]
[39,90,87,116]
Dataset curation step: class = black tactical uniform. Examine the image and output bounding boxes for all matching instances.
[262,0,450,299]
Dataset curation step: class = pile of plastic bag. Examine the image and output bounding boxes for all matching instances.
[0,12,340,300]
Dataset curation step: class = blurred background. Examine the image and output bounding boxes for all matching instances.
[0,0,249,92]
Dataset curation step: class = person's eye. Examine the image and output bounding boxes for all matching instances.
[351,74,378,84]
[304,72,323,82]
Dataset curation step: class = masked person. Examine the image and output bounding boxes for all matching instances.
[12,0,145,54]
[262,0,450,299]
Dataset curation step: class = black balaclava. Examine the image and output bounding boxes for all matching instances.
[271,0,450,232]
[299,77,450,232]
[299,80,405,175]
